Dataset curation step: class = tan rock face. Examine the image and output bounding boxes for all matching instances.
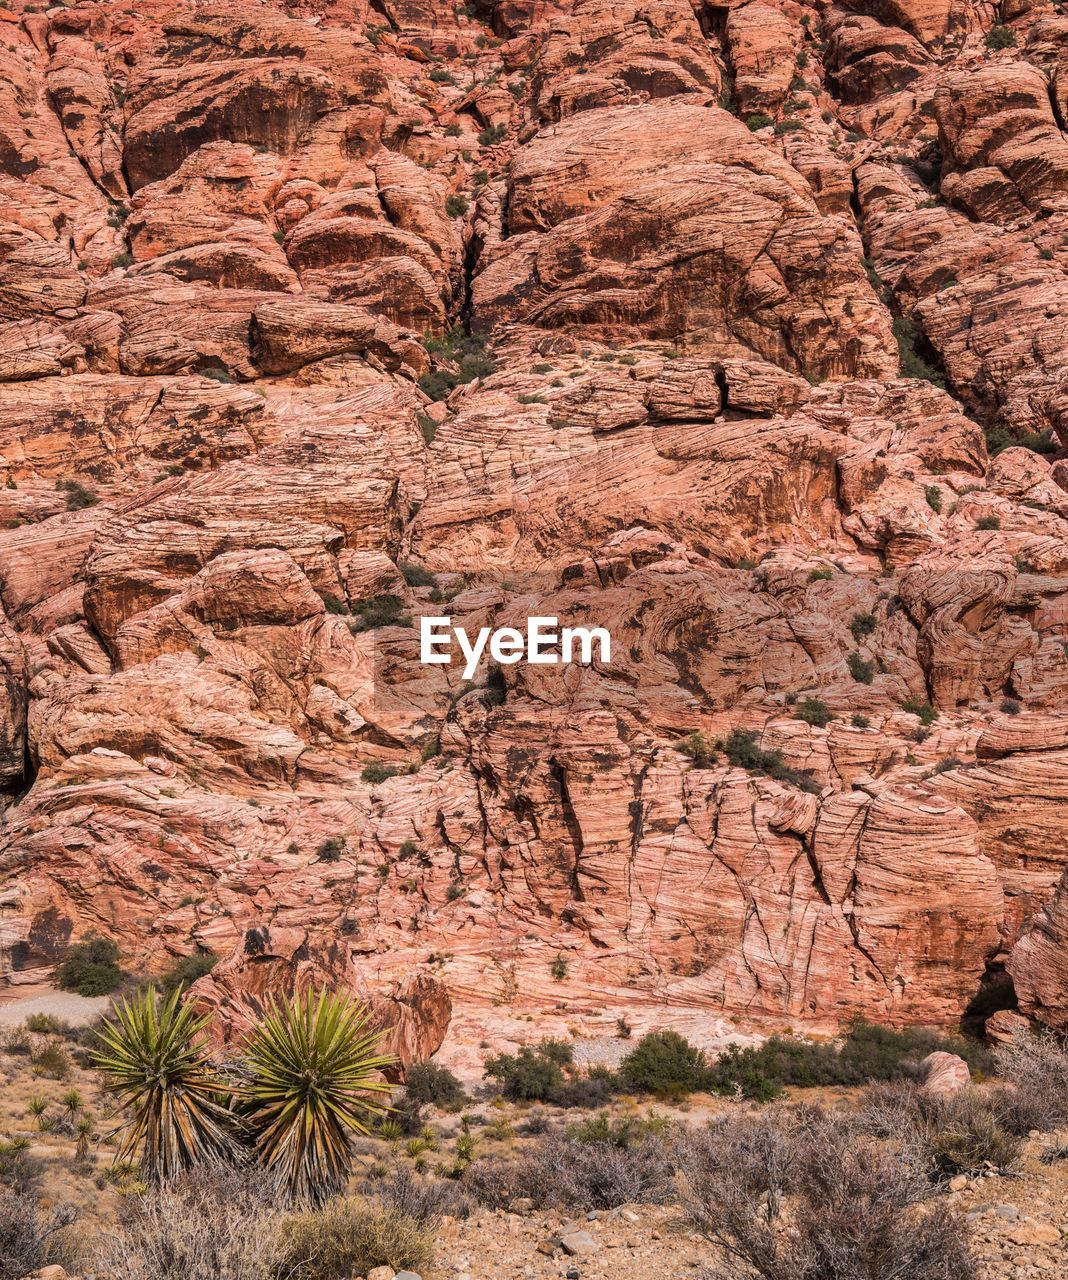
[0,0,1065,1060]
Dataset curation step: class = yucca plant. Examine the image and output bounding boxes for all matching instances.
[240,990,395,1205]
[76,1114,93,1160]
[91,986,237,1182]
[61,1088,82,1121]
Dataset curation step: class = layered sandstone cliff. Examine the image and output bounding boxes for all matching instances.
[0,0,1066,1066]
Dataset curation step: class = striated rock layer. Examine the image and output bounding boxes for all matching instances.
[0,0,1065,1063]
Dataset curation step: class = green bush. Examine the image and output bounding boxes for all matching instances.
[985,24,1015,48]
[984,424,1057,455]
[795,697,834,727]
[24,1014,72,1037]
[848,653,875,685]
[924,484,942,513]
[419,327,497,401]
[976,514,1000,531]
[361,762,402,784]
[708,1023,994,1098]
[484,1042,569,1102]
[477,123,507,145]
[893,314,945,388]
[675,730,716,767]
[808,567,834,581]
[399,561,435,587]
[56,935,123,997]
[902,697,938,725]
[746,112,772,131]
[620,1031,707,1099]
[566,1111,668,1148]
[704,1046,781,1102]
[57,478,99,511]
[724,730,820,794]
[404,1061,467,1110]
[276,1199,433,1280]
[445,194,469,218]
[348,595,411,632]
[850,612,877,641]
[317,837,345,862]
[160,951,217,995]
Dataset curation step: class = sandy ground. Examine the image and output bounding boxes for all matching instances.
[0,988,110,1027]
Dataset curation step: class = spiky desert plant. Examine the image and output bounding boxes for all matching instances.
[76,1114,93,1160]
[91,986,237,1182]
[61,1088,82,1122]
[241,990,395,1205]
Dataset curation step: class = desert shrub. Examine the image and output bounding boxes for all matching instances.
[746,112,772,130]
[348,594,411,632]
[518,1133,674,1211]
[704,1045,782,1101]
[902,697,938,725]
[24,1013,73,1036]
[372,1167,470,1222]
[735,1035,841,1088]
[462,1156,524,1208]
[850,611,877,640]
[566,1110,669,1148]
[676,729,716,767]
[924,484,943,513]
[976,514,1001,531]
[419,328,496,401]
[56,933,123,996]
[984,424,1057,455]
[2,1027,31,1055]
[361,761,402,784]
[478,123,507,145]
[795,697,834,727]
[1000,697,1022,715]
[0,1139,41,1194]
[721,1024,993,1095]
[848,652,875,684]
[678,1107,976,1280]
[620,1030,707,1099]
[548,1074,617,1109]
[445,194,469,218]
[30,1040,72,1080]
[400,560,435,587]
[275,1199,433,1280]
[0,1187,78,1280]
[858,1081,1022,1179]
[995,1030,1068,1131]
[893,314,946,387]
[985,24,1015,48]
[317,837,345,861]
[160,951,217,995]
[837,1020,992,1081]
[484,1041,569,1101]
[724,730,820,794]
[93,1167,283,1280]
[404,1060,467,1110]
[923,1090,1022,1177]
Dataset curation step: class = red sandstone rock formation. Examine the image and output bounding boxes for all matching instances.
[0,0,1065,1063]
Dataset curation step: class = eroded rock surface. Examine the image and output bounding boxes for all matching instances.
[0,0,1065,1058]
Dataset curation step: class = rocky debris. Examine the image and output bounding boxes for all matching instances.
[920,1050,972,1094]
[985,1007,1032,1046]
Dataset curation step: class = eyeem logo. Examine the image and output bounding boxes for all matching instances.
[420,616,611,679]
